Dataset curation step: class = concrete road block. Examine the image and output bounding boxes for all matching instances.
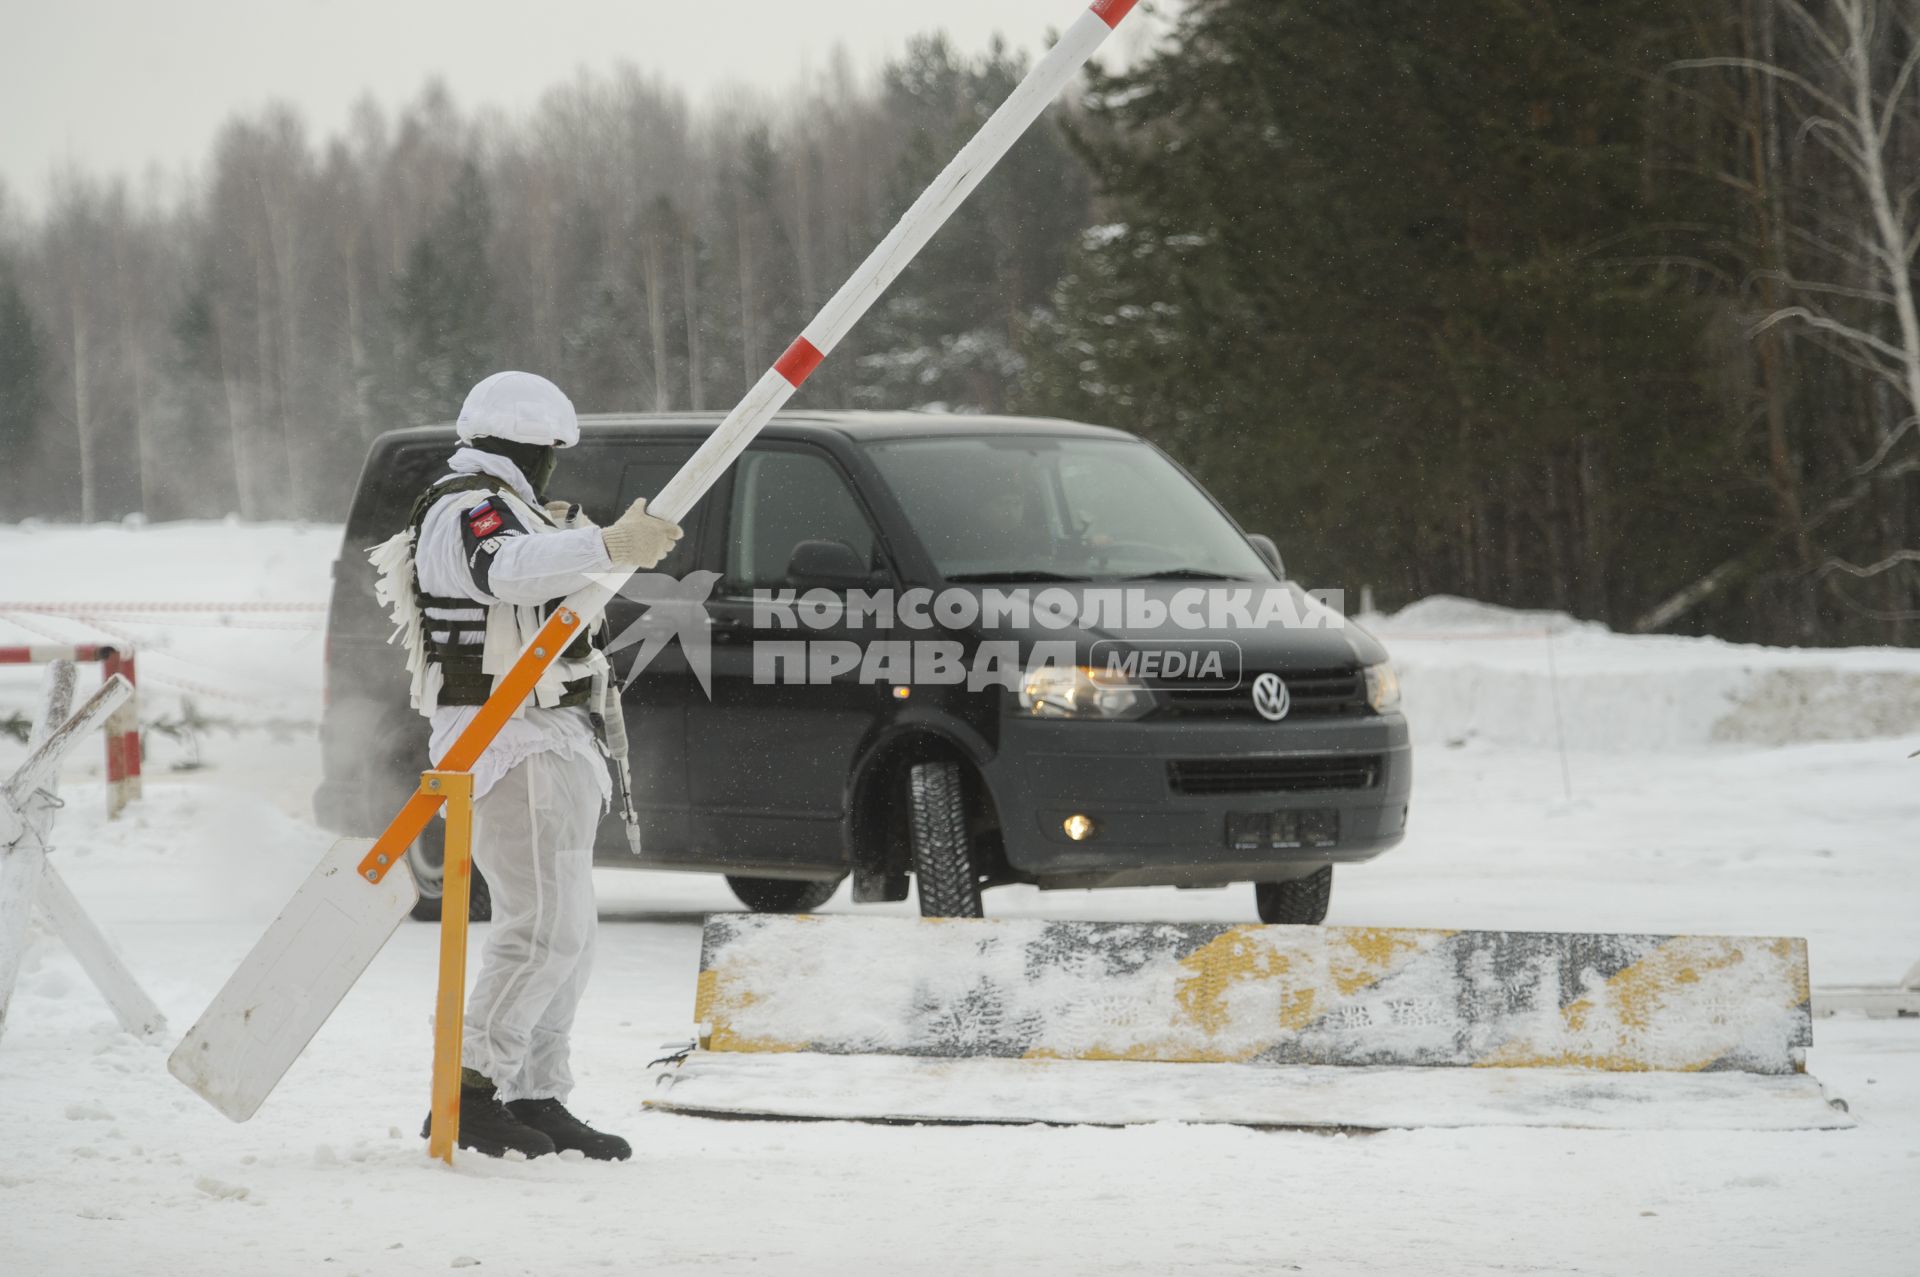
[694,915,1814,1075]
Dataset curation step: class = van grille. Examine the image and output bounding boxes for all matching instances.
[1157,668,1367,719]
[1168,755,1382,795]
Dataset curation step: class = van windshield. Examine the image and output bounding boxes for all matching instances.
[866,435,1274,583]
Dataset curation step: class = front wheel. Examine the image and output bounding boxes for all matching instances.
[908,760,982,918]
[727,876,844,914]
[1254,866,1333,925]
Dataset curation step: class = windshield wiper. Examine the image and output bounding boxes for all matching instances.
[944,570,1097,584]
[1127,569,1248,581]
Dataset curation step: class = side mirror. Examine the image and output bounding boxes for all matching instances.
[786,539,872,589]
[1248,534,1286,580]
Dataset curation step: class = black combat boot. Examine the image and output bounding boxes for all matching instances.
[505,1097,632,1161]
[421,1070,556,1159]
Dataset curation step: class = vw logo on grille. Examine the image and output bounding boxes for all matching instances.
[1251,672,1291,721]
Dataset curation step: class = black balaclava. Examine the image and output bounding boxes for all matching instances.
[469,437,559,502]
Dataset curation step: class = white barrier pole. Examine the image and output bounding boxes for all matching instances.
[648,0,1142,525]
[353,0,1146,882]
[0,666,155,1046]
[0,662,78,1039]
[174,0,1146,1119]
[36,861,166,1038]
[2,676,133,815]
[520,0,1145,650]
[0,644,144,819]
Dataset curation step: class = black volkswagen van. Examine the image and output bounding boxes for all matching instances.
[314,413,1410,924]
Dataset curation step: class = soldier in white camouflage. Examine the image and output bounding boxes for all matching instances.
[376,371,679,1159]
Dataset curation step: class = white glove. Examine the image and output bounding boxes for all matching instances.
[544,500,584,528]
[601,497,682,568]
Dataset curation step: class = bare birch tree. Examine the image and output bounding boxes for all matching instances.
[1678,0,1920,621]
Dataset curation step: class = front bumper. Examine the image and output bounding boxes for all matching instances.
[982,712,1411,889]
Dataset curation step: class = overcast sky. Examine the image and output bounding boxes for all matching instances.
[3,0,1174,212]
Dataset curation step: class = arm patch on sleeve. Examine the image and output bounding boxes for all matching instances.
[460,497,529,596]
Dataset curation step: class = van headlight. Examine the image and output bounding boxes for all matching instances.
[1364,662,1402,713]
[1019,666,1153,720]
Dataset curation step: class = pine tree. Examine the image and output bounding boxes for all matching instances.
[161,278,245,518]
[1024,0,1756,627]
[392,160,498,424]
[846,35,1092,413]
[0,263,47,519]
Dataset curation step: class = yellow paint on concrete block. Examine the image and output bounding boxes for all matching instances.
[692,916,1814,1074]
[1478,936,1811,1073]
[1331,927,1447,995]
[698,967,805,1055]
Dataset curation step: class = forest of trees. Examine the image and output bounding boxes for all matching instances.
[0,36,1080,528]
[1,1,1916,646]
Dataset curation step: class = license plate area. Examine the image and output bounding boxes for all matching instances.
[1226,809,1339,851]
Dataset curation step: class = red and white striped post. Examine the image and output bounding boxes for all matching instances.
[0,644,142,818]
[100,649,142,816]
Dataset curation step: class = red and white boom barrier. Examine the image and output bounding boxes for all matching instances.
[0,645,142,818]
[172,0,1146,1124]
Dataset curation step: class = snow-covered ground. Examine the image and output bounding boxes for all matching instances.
[1,522,1917,1275]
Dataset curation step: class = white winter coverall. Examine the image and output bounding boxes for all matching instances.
[415,446,614,1103]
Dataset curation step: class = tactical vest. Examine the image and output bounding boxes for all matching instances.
[404,474,597,709]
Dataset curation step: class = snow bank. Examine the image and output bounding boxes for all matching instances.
[0,519,339,728]
[0,518,336,607]
[1,527,1915,1276]
[1368,595,1920,751]
[4,522,1916,754]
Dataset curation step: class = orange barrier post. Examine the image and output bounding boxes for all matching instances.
[423,771,475,1164]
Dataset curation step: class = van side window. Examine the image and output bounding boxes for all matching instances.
[612,447,699,577]
[724,449,877,593]
[548,444,625,525]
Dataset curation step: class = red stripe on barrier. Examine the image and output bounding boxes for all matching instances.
[106,732,126,786]
[0,645,109,663]
[103,650,123,789]
[1091,0,1139,28]
[1,640,140,814]
[773,336,826,388]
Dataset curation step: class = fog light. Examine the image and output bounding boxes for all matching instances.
[1063,814,1096,842]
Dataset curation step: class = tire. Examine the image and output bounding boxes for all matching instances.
[408,870,493,922]
[1254,866,1333,925]
[908,760,982,918]
[406,822,495,923]
[726,876,845,914]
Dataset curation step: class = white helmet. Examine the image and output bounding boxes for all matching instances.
[455,371,580,448]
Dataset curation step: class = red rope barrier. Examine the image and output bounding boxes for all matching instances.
[0,601,327,615]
